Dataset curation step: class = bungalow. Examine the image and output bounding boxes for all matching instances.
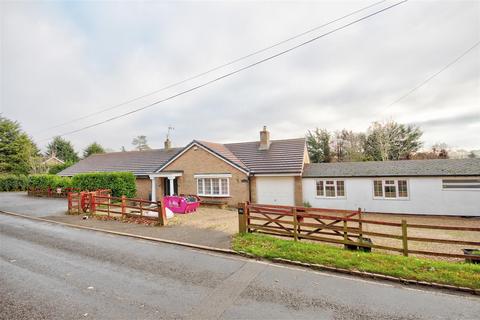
[59,127,308,207]
[59,127,479,216]
[302,159,480,216]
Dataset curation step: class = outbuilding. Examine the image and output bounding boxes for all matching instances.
[302,159,480,216]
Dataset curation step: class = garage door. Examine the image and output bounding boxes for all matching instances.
[256,176,295,206]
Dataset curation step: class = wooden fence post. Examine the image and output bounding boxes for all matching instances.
[293,207,298,241]
[238,203,247,234]
[245,201,250,233]
[67,192,72,214]
[157,198,166,226]
[79,192,84,213]
[89,192,96,215]
[401,219,409,257]
[343,216,348,243]
[357,208,363,249]
[121,195,126,217]
[107,194,111,217]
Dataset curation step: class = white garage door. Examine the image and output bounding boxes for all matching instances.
[256,176,295,206]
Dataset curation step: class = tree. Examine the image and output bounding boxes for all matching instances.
[83,142,105,158]
[0,116,40,174]
[411,143,449,160]
[306,129,331,163]
[132,135,150,151]
[363,121,422,161]
[46,136,79,163]
[332,130,366,162]
[48,161,74,175]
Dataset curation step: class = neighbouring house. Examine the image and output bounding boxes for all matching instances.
[42,153,65,167]
[58,127,308,207]
[302,159,480,216]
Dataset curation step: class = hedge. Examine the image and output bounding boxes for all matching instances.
[0,174,28,191]
[28,174,72,189]
[71,172,136,198]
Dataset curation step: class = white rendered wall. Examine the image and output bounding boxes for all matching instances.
[302,177,480,216]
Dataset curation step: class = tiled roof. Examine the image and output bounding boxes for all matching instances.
[194,140,248,171]
[302,158,480,178]
[58,137,307,177]
[58,148,183,176]
[224,138,306,174]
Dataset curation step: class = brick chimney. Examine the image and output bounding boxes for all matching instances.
[259,126,271,150]
[164,137,172,150]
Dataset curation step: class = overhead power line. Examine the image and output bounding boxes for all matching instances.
[35,0,387,134]
[385,40,480,111]
[40,0,407,142]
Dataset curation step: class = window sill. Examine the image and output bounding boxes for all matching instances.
[197,195,231,198]
[373,197,410,201]
[315,196,346,200]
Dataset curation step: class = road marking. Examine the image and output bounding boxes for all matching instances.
[184,261,266,319]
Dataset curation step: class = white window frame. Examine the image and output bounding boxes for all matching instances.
[372,179,409,200]
[195,175,230,197]
[315,179,346,199]
[442,178,480,191]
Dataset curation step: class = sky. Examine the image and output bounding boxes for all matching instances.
[1,0,479,153]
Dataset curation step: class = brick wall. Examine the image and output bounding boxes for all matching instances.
[249,176,257,204]
[294,176,303,206]
[136,177,165,201]
[163,146,250,206]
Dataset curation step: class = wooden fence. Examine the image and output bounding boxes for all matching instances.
[28,187,81,198]
[68,192,167,226]
[238,203,480,261]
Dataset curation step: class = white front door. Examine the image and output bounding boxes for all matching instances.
[256,176,295,206]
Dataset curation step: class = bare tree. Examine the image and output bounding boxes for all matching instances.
[132,135,151,151]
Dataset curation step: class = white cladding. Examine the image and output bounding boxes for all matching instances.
[256,176,295,206]
[302,177,480,216]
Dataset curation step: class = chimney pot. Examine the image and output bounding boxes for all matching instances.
[164,138,172,150]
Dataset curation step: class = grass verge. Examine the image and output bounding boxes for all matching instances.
[232,233,480,289]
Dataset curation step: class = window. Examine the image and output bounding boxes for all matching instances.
[373,179,408,199]
[316,180,324,196]
[197,179,204,194]
[442,179,480,190]
[316,180,345,198]
[384,180,396,198]
[336,181,345,197]
[374,180,383,197]
[196,177,230,196]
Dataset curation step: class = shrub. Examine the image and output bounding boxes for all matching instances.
[0,174,28,191]
[71,172,136,197]
[28,174,72,189]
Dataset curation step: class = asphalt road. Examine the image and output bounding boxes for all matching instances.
[1,213,479,320]
[0,192,67,217]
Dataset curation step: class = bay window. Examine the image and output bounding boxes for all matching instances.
[195,175,230,196]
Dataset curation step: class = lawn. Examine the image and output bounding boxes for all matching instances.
[232,233,480,289]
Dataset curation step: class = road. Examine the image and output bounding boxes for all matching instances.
[0,192,67,217]
[1,213,479,320]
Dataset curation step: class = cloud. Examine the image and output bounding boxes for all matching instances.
[1,0,479,153]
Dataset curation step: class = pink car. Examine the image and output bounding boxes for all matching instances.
[163,195,200,214]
